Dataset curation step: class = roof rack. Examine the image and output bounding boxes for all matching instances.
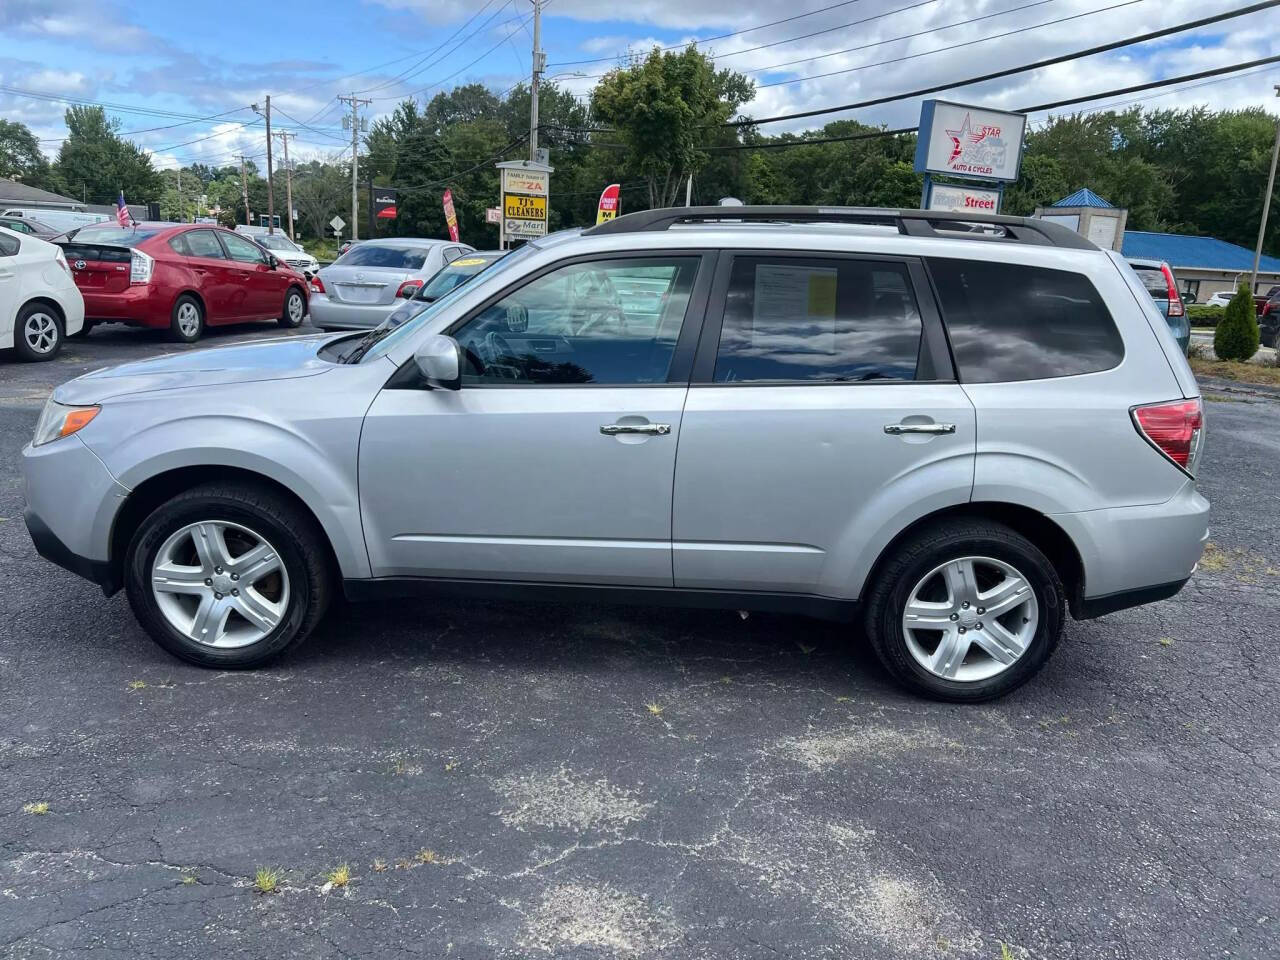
[584,205,1097,251]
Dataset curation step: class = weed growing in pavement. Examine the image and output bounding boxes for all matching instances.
[326,864,351,888]
[1159,637,1174,648]
[127,680,147,690]
[254,867,283,894]
[415,849,438,865]
[181,873,197,885]
[372,859,387,872]
[645,702,664,716]
[22,801,48,815]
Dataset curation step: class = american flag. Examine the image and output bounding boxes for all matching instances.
[116,191,130,228]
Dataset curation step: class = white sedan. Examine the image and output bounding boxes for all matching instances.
[1204,291,1234,307]
[0,226,84,362]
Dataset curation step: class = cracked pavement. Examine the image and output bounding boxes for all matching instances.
[1,326,1277,958]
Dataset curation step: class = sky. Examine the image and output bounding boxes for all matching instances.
[0,0,1277,173]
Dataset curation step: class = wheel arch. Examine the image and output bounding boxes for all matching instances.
[110,465,342,592]
[173,288,206,317]
[861,501,1085,615]
[20,296,66,323]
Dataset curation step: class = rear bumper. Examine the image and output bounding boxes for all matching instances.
[81,285,170,327]
[1053,480,1210,619]
[309,295,398,330]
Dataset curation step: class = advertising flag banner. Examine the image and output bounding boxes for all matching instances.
[374,187,398,220]
[442,189,459,242]
[596,183,621,225]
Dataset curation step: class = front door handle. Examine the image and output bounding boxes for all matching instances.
[600,423,671,436]
[884,422,956,435]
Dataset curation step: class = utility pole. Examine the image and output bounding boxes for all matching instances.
[274,130,297,241]
[264,96,275,234]
[177,166,183,223]
[339,93,371,240]
[237,154,252,227]
[1250,84,1280,294]
[529,0,544,162]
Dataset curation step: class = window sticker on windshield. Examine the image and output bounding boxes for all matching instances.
[451,257,487,267]
[753,264,838,353]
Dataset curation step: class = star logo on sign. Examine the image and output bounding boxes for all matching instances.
[945,113,976,165]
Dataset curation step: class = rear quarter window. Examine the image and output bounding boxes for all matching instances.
[927,259,1124,383]
[0,233,19,257]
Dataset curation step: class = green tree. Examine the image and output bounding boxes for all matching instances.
[1213,284,1260,362]
[51,106,161,205]
[591,46,754,209]
[0,119,50,185]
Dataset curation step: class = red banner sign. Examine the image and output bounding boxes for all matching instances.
[442,189,459,242]
[596,183,621,225]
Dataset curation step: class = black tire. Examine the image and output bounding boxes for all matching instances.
[279,286,306,328]
[124,482,332,668]
[169,294,204,343]
[67,320,95,339]
[13,302,63,361]
[863,519,1065,702]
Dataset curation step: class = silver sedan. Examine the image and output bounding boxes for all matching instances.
[309,238,474,330]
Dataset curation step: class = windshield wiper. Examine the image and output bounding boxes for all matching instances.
[340,327,392,364]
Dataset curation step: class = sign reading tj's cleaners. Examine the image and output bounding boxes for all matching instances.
[914,100,1027,183]
[496,161,552,241]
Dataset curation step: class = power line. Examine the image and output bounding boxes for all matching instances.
[373,14,535,102]
[724,0,1280,127]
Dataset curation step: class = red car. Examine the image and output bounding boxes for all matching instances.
[58,222,309,342]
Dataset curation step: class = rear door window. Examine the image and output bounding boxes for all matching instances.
[713,256,924,382]
[927,259,1124,383]
[184,230,227,259]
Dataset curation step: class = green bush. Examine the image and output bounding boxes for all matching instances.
[1187,304,1225,327]
[1213,284,1260,361]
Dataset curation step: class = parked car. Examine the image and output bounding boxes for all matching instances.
[22,206,1208,702]
[1,208,111,234]
[0,226,84,361]
[309,238,474,330]
[379,251,507,331]
[1127,257,1188,353]
[56,222,309,342]
[1204,291,1234,308]
[338,240,362,257]
[1259,290,1280,347]
[0,215,62,240]
[250,232,320,278]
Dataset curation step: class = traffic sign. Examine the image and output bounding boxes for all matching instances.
[329,215,346,233]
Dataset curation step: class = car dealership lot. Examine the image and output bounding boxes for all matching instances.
[1,334,1277,959]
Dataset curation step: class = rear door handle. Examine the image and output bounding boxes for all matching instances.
[600,423,671,436]
[884,423,955,435]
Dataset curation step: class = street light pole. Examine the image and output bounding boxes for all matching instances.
[529,0,544,162]
[339,93,371,241]
[1249,85,1280,294]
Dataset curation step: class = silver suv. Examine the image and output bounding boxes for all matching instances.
[22,207,1209,701]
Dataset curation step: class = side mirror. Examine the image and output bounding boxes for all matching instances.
[267,254,279,269]
[413,335,462,390]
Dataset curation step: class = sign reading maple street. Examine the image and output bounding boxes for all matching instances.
[925,183,1003,214]
[914,100,1027,183]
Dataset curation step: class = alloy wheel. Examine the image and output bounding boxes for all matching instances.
[287,292,304,323]
[901,555,1039,683]
[23,312,58,354]
[151,521,290,648]
[177,302,201,337]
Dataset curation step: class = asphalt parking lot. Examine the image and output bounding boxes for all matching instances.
[1,324,1277,959]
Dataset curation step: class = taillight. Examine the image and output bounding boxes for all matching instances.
[54,250,70,275]
[129,249,154,285]
[1161,263,1184,317]
[396,279,423,298]
[310,275,325,294]
[1133,398,1204,476]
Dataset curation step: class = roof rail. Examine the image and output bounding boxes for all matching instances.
[584,205,1097,251]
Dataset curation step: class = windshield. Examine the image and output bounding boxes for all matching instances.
[63,225,163,248]
[1132,266,1169,298]
[354,243,538,363]
[335,243,430,269]
[257,234,299,251]
[417,254,502,300]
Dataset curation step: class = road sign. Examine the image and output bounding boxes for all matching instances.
[329,215,346,233]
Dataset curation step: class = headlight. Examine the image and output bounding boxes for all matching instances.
[33,400,100,446]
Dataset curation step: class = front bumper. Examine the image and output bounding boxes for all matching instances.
[22,434,130,594]
[309,295,399,330]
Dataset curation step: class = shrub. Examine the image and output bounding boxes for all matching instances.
[1187,304,1225,327]
[1213,284,1259,362]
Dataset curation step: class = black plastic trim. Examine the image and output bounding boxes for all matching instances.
[343,576,859,622]
[24,508,120,596]
[1072,578,1189,620]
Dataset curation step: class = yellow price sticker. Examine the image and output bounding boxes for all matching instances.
[504,194,546,220]
[451,257,487,266]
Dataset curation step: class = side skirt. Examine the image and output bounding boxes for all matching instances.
[343,577,860,622]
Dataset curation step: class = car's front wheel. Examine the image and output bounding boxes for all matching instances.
[863,519,1065,702]
[124,483,331,668]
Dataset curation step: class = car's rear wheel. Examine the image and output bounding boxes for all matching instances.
[170,295,204,343]
[279,286,306,328]
[863,519,1064,702]
[13,303,63,361]
[124,483,331,668]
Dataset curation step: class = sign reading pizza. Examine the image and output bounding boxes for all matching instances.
[914,100,1026,183]
[498,162,551,241]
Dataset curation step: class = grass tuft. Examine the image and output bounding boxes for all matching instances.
[1158,636,1174,648]
[254,866,283,894]
[1198,542,1228,572]
[22,801,49,815]
[645,702,664,716]
[326,864,351,888]
[415,848,437,865]
[372,859,387,872]
[127,680,147,690]
[181,873,197,885]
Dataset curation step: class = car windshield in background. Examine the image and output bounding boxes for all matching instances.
[336,244,429,269]
[416,254,503,300]
[1133,267,1168,297]
[257,235,299,251]
[63,226,164,248]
